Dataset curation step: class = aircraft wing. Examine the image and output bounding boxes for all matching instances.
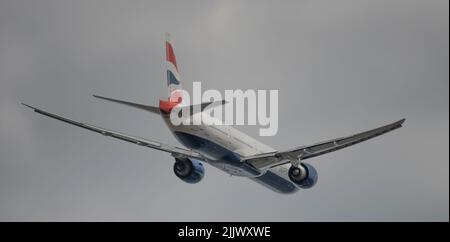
[243,119,405,170]
[22,103,204,160]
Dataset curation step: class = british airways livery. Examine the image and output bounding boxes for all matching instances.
[22,34,405,193]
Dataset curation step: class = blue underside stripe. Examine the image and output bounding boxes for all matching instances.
[173,131,297,193]
[174,131,241,162]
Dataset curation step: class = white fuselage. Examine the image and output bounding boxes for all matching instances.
[161,111,299,193]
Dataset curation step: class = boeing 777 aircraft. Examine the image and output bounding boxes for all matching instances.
[23,35,405,193]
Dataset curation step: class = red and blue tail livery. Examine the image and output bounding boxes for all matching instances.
[166,33,182,96]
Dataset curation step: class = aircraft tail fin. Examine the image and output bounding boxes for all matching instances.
[165,33,183,100]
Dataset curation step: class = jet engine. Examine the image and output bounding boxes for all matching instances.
[173,157,205,184]
[288,163,318,189]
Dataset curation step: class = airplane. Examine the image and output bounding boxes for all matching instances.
[22,34,405,194]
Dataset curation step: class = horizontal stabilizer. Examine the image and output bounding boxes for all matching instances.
[94,94,226,116]
[161,100,227,114]
[93,95,160,114]
[196,100,227,113]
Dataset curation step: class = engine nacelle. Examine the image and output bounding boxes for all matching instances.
[173,157,205,184]
[288,163,318,189]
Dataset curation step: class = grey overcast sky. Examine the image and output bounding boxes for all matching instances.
[0,0,448,221]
